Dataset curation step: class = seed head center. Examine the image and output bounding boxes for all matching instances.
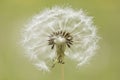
[54,36,65,45]
[48,31,73,49]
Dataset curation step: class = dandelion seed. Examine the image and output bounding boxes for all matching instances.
[21,6,100,71]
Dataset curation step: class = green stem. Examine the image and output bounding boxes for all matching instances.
[61,64,64,80]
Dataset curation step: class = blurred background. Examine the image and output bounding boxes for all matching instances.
[0,0,120,80]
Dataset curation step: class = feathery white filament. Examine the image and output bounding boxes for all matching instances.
[21,6,99,71]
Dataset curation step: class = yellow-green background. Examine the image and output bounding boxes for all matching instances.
[0,0,120,80]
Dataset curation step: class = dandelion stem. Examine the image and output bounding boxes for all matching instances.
[61,64,64,80]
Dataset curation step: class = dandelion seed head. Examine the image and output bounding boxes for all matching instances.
[21,6,100,71]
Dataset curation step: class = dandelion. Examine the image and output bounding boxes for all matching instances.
[21,6,99,72]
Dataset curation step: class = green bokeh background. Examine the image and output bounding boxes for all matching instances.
[0,0,120,80]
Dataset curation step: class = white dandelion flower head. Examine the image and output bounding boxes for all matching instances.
[21,6,99,72]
